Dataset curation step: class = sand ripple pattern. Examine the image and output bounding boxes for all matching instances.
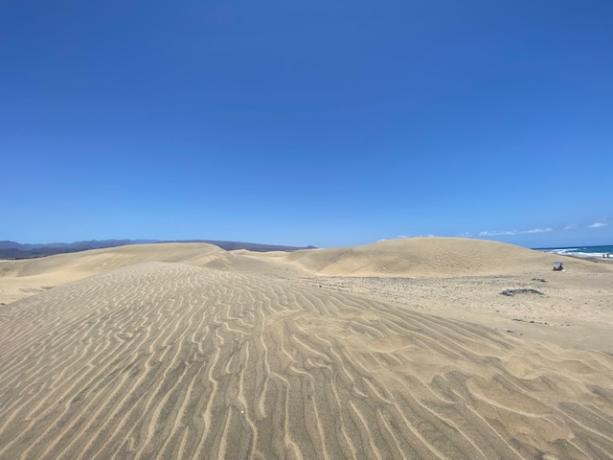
[1,262,612,459]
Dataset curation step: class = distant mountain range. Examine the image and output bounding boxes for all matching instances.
[0,239,315,260]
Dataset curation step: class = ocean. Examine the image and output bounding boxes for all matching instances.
[536,244,613,258]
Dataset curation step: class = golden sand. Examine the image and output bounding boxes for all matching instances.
[1,239,612,458]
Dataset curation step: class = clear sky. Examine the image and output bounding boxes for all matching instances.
[1,0,612,248]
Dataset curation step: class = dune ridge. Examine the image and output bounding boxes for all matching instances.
[279,238,610,277]
[2,238,608,305]
[0,243,301,304]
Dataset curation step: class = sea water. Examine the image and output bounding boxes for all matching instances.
[536,244,613,258]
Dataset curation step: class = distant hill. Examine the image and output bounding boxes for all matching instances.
[170,240,316,253]
[0,239,314,259]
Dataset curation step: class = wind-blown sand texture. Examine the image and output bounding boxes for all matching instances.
[1,239,612,459]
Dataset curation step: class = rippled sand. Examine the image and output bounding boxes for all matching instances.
[1,240,612,459]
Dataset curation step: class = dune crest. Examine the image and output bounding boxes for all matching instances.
[0,243,299,304]
[277,237,609,277]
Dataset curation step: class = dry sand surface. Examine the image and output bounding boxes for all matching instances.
[283,238,611,277]
[1,238,612,459]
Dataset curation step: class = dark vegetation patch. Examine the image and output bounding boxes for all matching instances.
[512,318,548,325]
[500,288,544,297]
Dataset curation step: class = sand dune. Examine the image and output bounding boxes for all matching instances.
[0,243,301,304]
[2,238,608,305]
[278,238,610,277]
[1,239,613,459]
[1,261,612,459]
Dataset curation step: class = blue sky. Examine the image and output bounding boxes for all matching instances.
[1,0,612,247]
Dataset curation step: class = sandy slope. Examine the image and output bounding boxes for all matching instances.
[1,262,612,459]
[1,239,612,459]
[0,243,302,304]
[305,272,613,353]
[1,239,608,305]
[277,238,610,277]
[0,243,218,304]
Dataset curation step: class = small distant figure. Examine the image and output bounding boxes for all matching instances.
[552,261,564,271]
